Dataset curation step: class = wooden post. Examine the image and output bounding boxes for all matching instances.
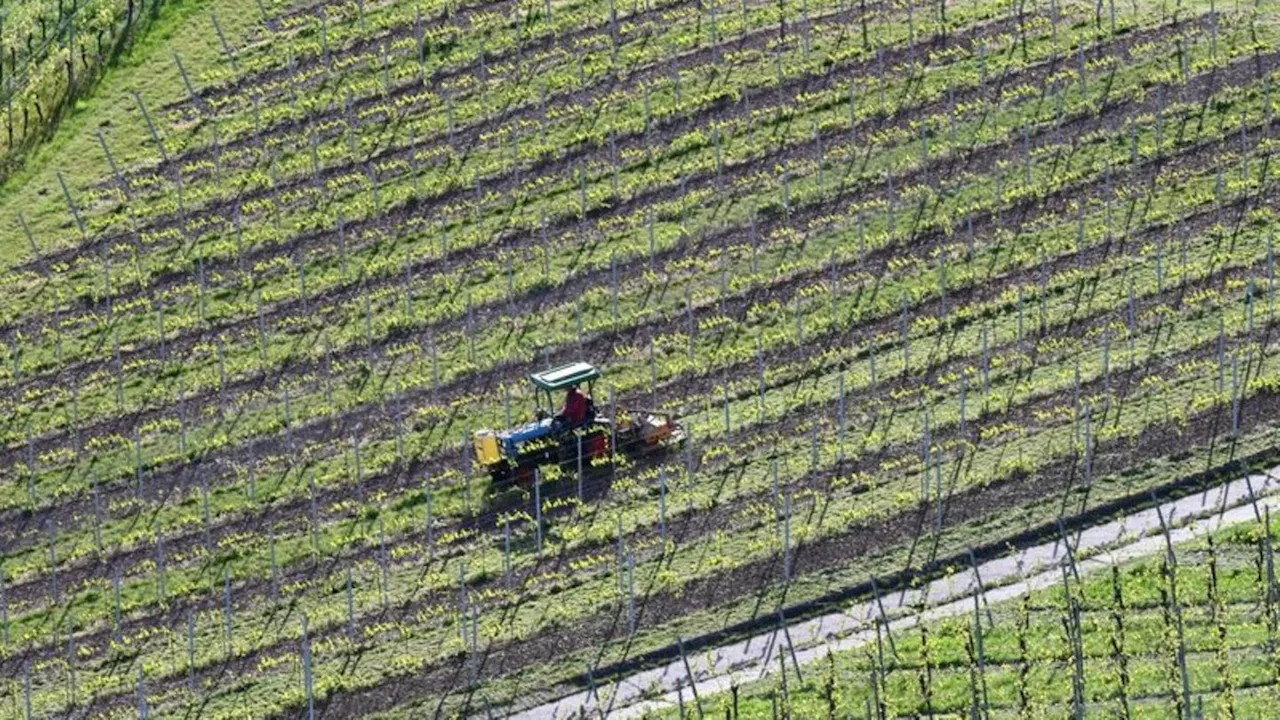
[723,382,731,438]
[269,527,278,599]
[577,432,584,500]
[627,549,636,635]
[132,91,168,162]
[46,520,59,606]
[187,611,197,692]
[211,12,237,71]
[458,562,468,647]
[757,342,766,420]
[201,473,212,552]
[354,435,364,504]
[157,527,170,599]
[535,468,543,554]
[91,469,102,553]
[135,430,143,498]
[346,568,355,639]
[96,130,128,198]
[136,668,148,719]
[22,660,33,720]
[659,467,669,544]
[257,291,268,363]
[0,574,7,647]
[504,518,512,589]
[303,614,315,719]
[425,479,434,558]
[379,517,389,609]
[248,450,257,502]
[284,385,293,451]
[309,473,318,553]
[23,428,34,509]
[616,514,625,594]
[934,453,944,534]
[223,567,232,652]
[783,491,792,583]
[1103,333,1112,403]
[56,171,86,238]
[464,438,473,516]
[1084,408,1093,485]
[1232,354,1241,437]
[900,293,910,376]
[113,568,123,641]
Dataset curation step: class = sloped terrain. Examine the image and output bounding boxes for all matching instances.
[0,0,1278,717]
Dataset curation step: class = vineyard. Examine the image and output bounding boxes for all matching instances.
[0,0,1276,716]
[0,0,174,169]
[664,493,1280,720]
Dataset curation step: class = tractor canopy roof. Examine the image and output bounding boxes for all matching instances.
[529,361,600,391]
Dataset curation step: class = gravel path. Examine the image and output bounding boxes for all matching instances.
[514,463,1280,719]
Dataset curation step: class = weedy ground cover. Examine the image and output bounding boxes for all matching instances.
[0,0,1276,716]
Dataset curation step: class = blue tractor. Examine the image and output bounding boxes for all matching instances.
[473,362,684,485]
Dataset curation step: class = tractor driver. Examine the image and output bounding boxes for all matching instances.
[558,383,591,427]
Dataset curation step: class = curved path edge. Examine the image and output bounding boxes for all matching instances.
[515,461,1280,719]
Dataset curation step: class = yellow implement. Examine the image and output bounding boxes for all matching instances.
[473,430,502,466]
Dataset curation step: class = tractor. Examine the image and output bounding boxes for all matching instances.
[472,362,685,486]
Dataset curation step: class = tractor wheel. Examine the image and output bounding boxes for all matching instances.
[488,464,511,486]
[514,464,536,489]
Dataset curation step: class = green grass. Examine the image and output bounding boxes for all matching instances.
[0,0,285,262]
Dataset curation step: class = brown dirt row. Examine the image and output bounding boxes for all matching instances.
[0,47,1259,653]
[19,0,1011,275]
[171,0,698,120]
[102,0,863,196]
[147,0,926,185]
[2,201,1264,687]
[1,112,1246,617]
[63,286,1278,720]
[44,0,1013,342]
[243,0,530,90]
[7,100,1266,557]
[266,0,475,29]
[0,12,1063,448]
[0,15,1225,477]
[183,0,1012,132]
[0,222,1242,613]
[0,77,1264,601]
[11,1,1035,358]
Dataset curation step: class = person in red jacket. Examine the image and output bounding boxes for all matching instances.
[560,384,590,426]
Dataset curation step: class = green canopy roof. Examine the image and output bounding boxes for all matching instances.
[530,362,600,391]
